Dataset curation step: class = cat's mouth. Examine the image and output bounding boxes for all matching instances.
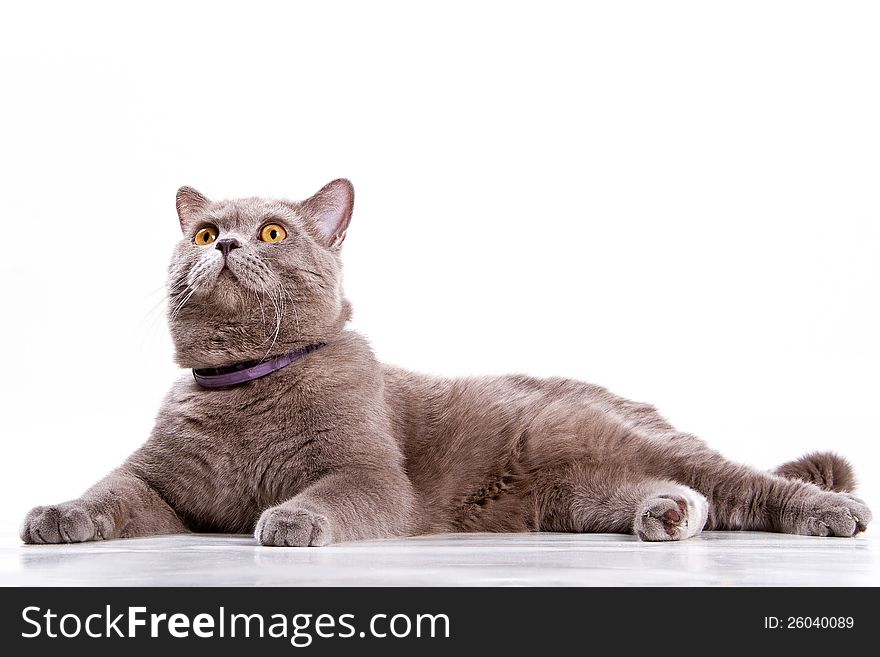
[182,250,278,307]
[210,258,273,299]
[212,266,244,295]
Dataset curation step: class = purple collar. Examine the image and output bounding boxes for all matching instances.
[192,343,325,388]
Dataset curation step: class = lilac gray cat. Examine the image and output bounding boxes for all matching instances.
[21,180,871,546]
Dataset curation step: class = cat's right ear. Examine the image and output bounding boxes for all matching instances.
[176,186,210,231]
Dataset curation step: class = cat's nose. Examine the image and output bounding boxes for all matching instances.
[215,238,241,258]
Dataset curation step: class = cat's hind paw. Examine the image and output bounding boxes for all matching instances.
[797,492,871,537]
[634,487,708,542]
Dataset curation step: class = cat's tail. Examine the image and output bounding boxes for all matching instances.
[773,451,856,493]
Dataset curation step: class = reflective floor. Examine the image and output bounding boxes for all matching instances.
[2,530,876,587]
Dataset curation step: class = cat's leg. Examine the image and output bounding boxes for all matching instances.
[255,467,416,547]
[20,468,188,544]
[700,466,871,537]
[535,465,709,541]
[637,434,872,537]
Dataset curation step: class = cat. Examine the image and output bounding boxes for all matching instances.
[21,180,871,546]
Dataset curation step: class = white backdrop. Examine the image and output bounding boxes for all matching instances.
[1,1,878,537]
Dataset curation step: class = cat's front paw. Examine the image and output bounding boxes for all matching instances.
[255,506,332,547]
[795,492,871,537]
[634,487,708,542]
[20,502,108,544]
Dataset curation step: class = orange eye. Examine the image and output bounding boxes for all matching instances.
[259,223,287,243]
[194,226,218,246]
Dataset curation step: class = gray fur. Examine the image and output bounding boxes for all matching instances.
[21,180,872,546]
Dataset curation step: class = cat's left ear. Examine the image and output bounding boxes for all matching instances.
[301,179,354,248]
[176,186,210,231]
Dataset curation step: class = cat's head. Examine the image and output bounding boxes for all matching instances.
[167,179,354,368]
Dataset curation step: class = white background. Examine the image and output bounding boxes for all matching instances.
[1,1,878,537]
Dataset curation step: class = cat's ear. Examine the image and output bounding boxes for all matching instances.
[175,186,210,231]
[300,179,354,248]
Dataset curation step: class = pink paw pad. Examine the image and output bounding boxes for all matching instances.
[662,509,681,523]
